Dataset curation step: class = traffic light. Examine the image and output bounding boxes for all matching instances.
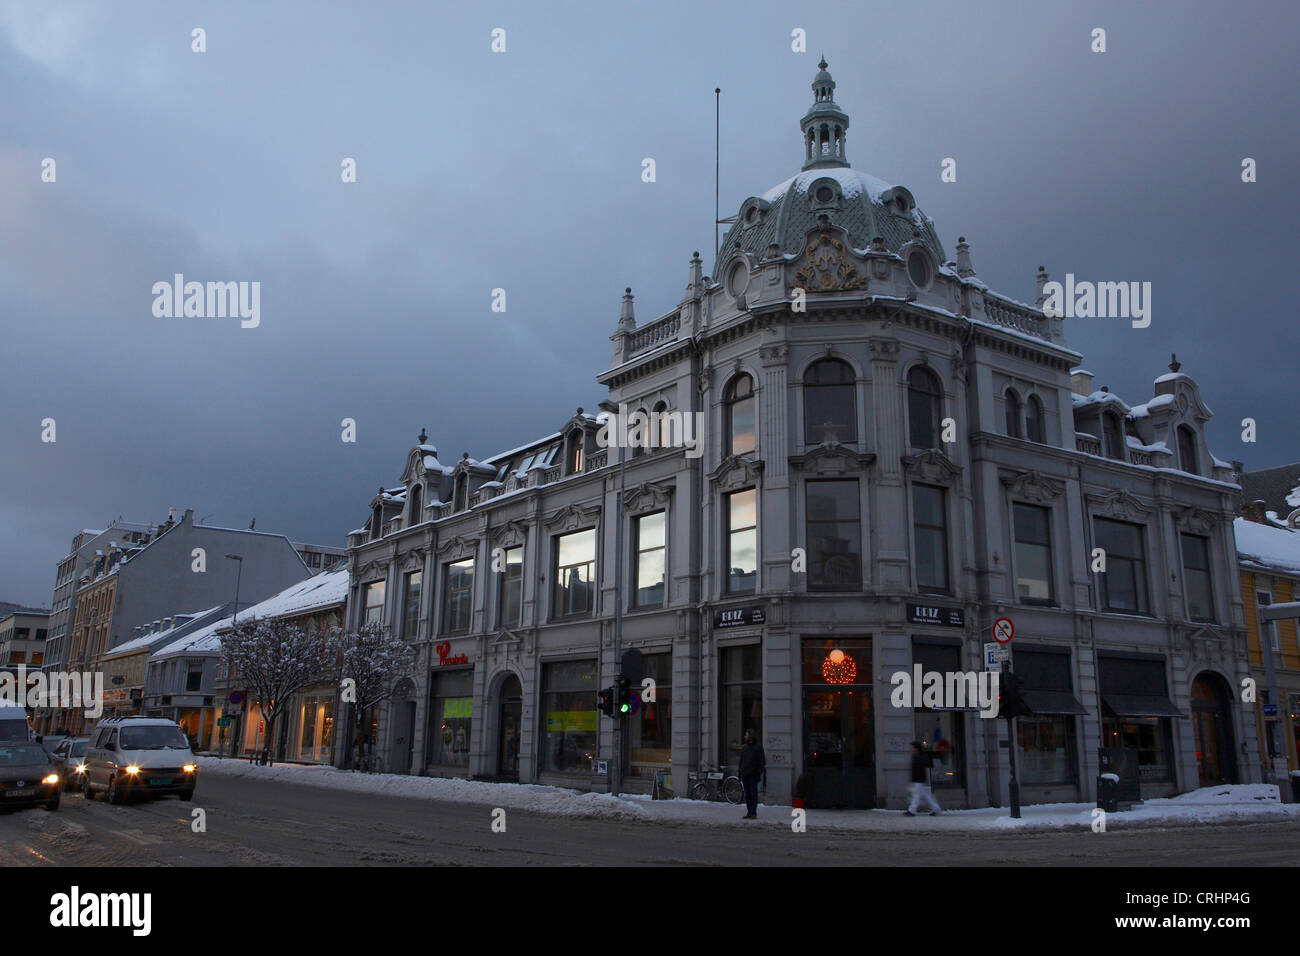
[598,686,615,717]
[999,671,1029,718]
[616,676,633,715]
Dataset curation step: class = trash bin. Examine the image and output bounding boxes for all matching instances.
[1097,773,1119,812]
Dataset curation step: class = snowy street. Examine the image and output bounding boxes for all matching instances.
[2,762,1298,867]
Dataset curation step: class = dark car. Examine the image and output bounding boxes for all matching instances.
[0,743,61,811]
[50,736,90,790]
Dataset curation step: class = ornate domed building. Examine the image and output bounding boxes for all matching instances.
[345,62,1254,809]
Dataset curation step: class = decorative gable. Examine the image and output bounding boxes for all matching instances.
[543,502,601,532]
[788,443,876,476]
[1001,469,1066,503]
[1174,506,1218,534]
[709,454,765,490]
[1086,489,1152,522]
[624,480,674,514]
[901,449,962,485]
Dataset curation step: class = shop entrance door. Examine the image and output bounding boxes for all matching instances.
[803,687,874,808]
[497,674,522,780]
[1192,673,1236,785]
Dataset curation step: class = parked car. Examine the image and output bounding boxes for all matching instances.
[50,736,90,790]
[82,716,197,804]
[0,704,32,744]
[0,742,61,811]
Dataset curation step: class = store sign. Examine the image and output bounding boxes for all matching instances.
[714,606,765,629]
[545,710,597,733]
[435,641,468,666]
[1262,704,1278,717]
[907,604,965,628]
[443,697,473,719]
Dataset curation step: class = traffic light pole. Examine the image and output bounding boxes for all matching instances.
[610,434,627,798]
[1005,663,1021,819]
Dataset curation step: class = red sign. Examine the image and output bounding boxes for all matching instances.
[436,642,468,667]
[993,617,1015,644]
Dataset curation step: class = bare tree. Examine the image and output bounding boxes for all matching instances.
[338,621,416,771]
[220,616,341,764]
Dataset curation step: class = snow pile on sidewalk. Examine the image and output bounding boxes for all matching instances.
[197,758,1300,832]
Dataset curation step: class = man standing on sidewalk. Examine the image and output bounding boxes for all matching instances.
[738,729,765,819]
[906,740,943,816]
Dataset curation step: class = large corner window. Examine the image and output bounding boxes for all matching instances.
[634,511,666,607]
[554,529,596,617]
[442,558,475,634]
[1180,534,1214,622]
[907,366,942,450]
[1094,518,1148,614]
[806,480,861,591]
[1013,503,1054,604]
[804,359,856,445]
[725,375,756,456]
[725,489,758,594]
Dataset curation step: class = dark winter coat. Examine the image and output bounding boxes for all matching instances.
[910,748,933,784]
[738,741,766,779]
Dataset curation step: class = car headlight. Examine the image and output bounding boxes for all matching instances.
[43,774,60,785]
[125,765,140,775]
[182,764,196,773]
[76,764,86,774]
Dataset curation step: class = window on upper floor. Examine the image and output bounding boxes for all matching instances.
[806,480,862,591]
[725,489,758,594]
[370,505,382,541]
[1257,591,1279,654]
[1102,414,1125,461]
[1013,503,1055,604]
[443,559,475,634]
[1180,533,1214,622]
[1094,518,1148,614]
[402,570,422,641]
[363,580,385,625]
[554,529,597,617]
[499,546,523,628]
[566,431,585,475]
[913,484,948,593]
[1025,395,1045,444]
[634,511,667,607]
[1178,425,1199,475]
[1005,390,1023,439]
[907,366,942,450]
[631,408,649,459]
[454,475,468,512]
[650,401,669,451]
[725,375,756,457]
[408,483,423,525]
[804,359,856,445]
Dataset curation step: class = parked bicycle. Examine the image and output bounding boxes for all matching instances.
[688,765,744,804]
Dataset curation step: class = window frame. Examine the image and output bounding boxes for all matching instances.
[441,558,475,635]
[1004,389,1022,439]
[804,478,862,592]
[1180,533,1215,623]
[724,488,758,595]
[1013,502,1056,605]
[552,528,598,619]
[498,546,524,628]
[906,366,943,451]
[633,510,667,608]
[1093,517,1149,615]
[724,374,757,457]
[803,358,857,446]
[912,483,949,594]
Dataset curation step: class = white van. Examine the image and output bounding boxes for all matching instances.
[82,716,197,804]
[0,703,33,744]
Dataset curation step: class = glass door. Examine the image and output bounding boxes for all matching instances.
[802,638,874,808]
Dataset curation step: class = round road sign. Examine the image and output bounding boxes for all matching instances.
[229,691,244,705]
[993,617,1015,644]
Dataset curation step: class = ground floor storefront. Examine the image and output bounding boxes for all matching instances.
[215,685,338,763]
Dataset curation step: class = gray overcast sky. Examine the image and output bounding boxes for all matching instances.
[2,0,1297,607]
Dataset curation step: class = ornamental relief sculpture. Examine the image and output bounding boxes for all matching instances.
[793,230,865,292]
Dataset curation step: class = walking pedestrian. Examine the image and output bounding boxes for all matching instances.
[738,729,765,819]
[905,740,943,816]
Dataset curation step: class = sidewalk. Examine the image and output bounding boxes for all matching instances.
[196,757,1300,832]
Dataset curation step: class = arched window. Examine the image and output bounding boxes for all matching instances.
[371,504,382,541]
[725,375,756,456]
[566,430,584,475]
[907,366,942,450]
[1178,425,1198,474]
[1025,395,1044,444]
[651,401,669,450]
[1102,414,1125,461]
[631,408,649,459]
[1004,389,1022,439]
[454,474,468,512]
[804,358,856,444]
[408,483,423,525]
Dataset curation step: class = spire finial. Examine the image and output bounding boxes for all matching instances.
[1169,354,1181,373]
[418,427,427,445]
[801,57,849,170]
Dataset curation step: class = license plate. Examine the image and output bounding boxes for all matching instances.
[149,777,172,785]
[5,789,27,797]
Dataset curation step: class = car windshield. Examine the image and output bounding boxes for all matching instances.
[0,719,30,743]
[0,745,49,766]
[120,726,190,750]
[69,740,88,757]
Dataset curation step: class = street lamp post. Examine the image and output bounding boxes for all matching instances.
[223,554,243,759]
[598,400,626,797]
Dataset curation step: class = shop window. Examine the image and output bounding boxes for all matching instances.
[499,546,523,627]
[1017,716,1077,785]
[427,669,473,768]
[1180,533,1214,622]
[725,375,756,456]
[402,570,422,641]
[804,359,856,445]
[540,659,597,774]
[913,641,964,788]
[629,653,671,776]
[553,529,596,617]
[442,559,475,634]
[720,644,762,770]
[634,511,666,607]
[806,480,861,591]
[912,484,948,593]
[907,366,942,450]
[725,489,757,594]
[1101,712,1172,781]
[1013,503,1055,604]
[1094,518,1148,614]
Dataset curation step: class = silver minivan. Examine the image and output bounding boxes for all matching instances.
[82,716,197,804]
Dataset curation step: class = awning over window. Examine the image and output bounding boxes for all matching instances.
[1100,693,1185,718]
[1019,688,1089,715]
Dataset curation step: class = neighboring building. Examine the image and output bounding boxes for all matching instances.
[343,62,1251,808]
[210,569,349,762]
[1240,463,1300,529]
[98,607,229,725]
[0,608,50,666]
[1234,516,1300,780]
[56,509,318,734]
[293,541,348,573]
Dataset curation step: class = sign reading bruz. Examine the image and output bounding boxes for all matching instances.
[907,604,965,628]
[714,606,766,629]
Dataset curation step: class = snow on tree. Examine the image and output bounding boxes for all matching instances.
[337,621,416,771]
[220,616,341,763]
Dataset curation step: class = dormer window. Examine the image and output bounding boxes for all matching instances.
[454,474,468,512]
[408,483,423,525]
[1102,414,1125,461]
[371,505,382,541]
[566,430,585,475]
[1178,425,1199,475]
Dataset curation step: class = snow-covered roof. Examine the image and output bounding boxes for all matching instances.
[1072,390,1131,413]
[152,615,232,657]
[233,569,349,621]
[1129,394,1175,418]
[1235,518,1300,574]
[104,606,225,658]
